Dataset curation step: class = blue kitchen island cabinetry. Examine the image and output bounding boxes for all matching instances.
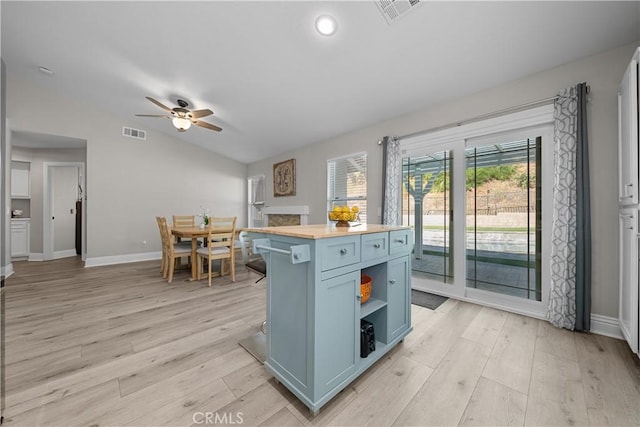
[244,224,413,416]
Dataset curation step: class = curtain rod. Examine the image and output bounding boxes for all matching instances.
[380,85,590,144]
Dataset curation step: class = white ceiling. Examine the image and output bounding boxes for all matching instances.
[12,130,86,149]
[2,1,639,164]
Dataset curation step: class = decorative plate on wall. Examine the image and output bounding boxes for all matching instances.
[273,158,296,197]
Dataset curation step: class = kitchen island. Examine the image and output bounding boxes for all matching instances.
[244,224,413,415]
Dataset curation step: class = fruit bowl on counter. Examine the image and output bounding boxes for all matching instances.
[328,205,360,227]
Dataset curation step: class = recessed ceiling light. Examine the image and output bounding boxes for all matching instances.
[315,15,337,36]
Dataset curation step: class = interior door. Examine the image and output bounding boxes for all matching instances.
[51,166,79,257]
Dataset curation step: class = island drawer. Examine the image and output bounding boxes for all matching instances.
[319,235,361,271]
[389,229,412,254]
[361,232,388,262]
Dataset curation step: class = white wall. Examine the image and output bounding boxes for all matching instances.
[248,41,640,320]
[6,75,247,262]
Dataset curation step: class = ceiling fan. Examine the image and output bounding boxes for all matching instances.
[135,97,222,132]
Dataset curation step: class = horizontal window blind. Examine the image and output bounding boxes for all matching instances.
[327,152,367,222]
[248,175,265,227]
[249,175,265,204]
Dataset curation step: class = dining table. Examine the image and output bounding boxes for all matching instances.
[171,225,234,281]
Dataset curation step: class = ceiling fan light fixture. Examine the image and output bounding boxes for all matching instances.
[315,15,337,36]
[172,116,192,131]
[137,97,221,133]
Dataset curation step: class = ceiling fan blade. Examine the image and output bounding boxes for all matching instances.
[194,120,222,132]
[187,109,214,119]
[135,114,170,117]
[145,96,172,112]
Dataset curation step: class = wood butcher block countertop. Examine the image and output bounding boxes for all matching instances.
[242,223,409,239]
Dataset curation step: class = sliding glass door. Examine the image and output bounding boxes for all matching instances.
[402,152,453,283]
[465,138,541,301]
[400,112,553,313]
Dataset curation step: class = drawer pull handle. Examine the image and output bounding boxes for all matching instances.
[390,279,396,284]
[373,243,381,249]
[395,239,405,244]
[357,294,362,300]
[339,248,347,255]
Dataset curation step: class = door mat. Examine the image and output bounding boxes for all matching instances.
[412,289,448,310]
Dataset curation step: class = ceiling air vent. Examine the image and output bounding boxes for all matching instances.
[376,0,422,24]
[122,126,146,140]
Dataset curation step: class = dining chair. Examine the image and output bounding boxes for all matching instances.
[172,215,195,243]
[172,215,195,227]
[211,217,243,276]
[158,216,192,283]
[155,216,167,275]
[196,217,236,287]
[171,215,200,270]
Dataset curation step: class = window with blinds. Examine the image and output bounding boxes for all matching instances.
[248,175,265,227]
[327,152,367,223]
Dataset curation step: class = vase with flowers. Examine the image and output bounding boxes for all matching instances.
[198,206,211,228]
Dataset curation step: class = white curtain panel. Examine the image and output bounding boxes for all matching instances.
[382,137,401,225]
[547,86,579,330]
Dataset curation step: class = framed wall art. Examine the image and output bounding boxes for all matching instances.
[273,158,296,197]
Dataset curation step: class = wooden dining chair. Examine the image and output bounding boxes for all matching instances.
[172,215,200,269]
[210,217,241,276]
[155,216,167,275]
[158,216,192,283]
[196,217,236,287]
[172,215,195,243]
[172,215,195,228]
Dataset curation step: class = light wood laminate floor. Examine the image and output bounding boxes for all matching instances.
[3,257,640,426]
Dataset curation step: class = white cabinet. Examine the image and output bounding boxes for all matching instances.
[11,161,30,199]
[618,47,640,357]
[11,219,30,258]
[619,210,638,354]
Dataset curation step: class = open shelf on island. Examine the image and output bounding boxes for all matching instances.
[360,297,387,318]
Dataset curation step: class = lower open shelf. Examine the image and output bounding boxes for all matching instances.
[360,297,386,318]
[359,340,385,365]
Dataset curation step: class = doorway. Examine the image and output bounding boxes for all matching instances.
[43,162,85,260]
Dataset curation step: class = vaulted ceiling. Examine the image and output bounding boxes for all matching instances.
[2,1,639,164]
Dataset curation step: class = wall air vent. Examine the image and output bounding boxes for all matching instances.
[376,0,422,25]
[122,126,146,140]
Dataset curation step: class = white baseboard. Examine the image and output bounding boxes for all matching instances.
[590,313,623,340]
[53,249,78,260]
[85,251,161,268]
[1,263,14,279]
[29,253,44,261]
